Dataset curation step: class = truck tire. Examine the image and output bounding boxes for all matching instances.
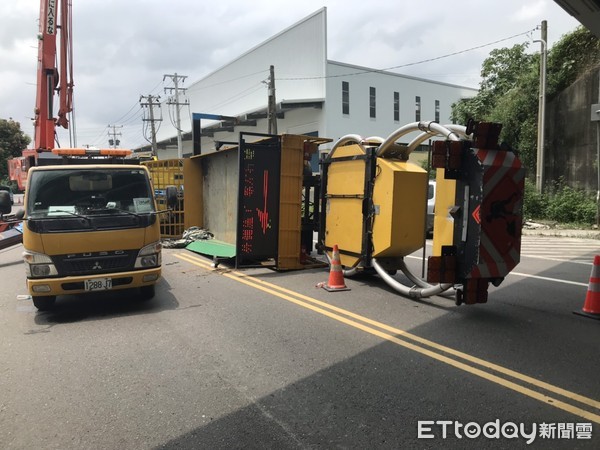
[32,295,56,311]
[139,285,155,300]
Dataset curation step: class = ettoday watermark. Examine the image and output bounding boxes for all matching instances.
[417,420,593,444]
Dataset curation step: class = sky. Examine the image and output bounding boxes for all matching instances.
[0,0,582,150]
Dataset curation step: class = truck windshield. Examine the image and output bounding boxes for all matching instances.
[27,168,155,218]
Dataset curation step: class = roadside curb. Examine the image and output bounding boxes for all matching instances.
[522,229,600,239]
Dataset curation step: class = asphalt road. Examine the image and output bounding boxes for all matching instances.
[1,236,599,449]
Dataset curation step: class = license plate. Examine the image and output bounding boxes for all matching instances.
[84,278,112,291]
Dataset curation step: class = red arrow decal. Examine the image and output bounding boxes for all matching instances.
[472,204,481,224]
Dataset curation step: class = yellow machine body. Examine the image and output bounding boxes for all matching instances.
[371,159,427,258]
[324,144,366,267]
[432,167,457,256]
[324,143,428,267]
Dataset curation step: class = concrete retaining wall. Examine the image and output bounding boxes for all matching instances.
[546,68,599,191]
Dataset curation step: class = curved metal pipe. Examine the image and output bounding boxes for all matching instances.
[407,124,469,153]
[398,258,434,288]
[375,122,420,157]
[444,124,469,138]
[364,136,384,145]
[328,134,365,160]
[397,258,456,298]
[343,266,361,277]
[372,258,452,299]
[377,121,460,158]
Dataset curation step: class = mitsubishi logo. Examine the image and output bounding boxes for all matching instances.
[92,262,102,270]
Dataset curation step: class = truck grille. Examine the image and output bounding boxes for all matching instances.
[52,250,137,276]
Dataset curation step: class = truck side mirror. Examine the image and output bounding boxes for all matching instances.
[0,191,11,215]
[166,185,178,209]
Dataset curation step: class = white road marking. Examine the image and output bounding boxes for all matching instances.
[406,237,594,287]
[508,272,588,287]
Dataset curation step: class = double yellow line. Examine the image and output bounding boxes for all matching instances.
[175,252,600,424]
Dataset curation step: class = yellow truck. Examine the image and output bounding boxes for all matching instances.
[13,163,167,310]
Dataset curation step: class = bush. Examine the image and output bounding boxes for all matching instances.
[545,181,596,224]
[524,178,597,225]
[523,178,547,220]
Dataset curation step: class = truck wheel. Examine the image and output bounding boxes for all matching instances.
[139,285,155,300]
[32,295,56,311]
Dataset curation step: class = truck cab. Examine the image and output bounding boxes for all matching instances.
[21,164,162,310]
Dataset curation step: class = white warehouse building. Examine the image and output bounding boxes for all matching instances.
[146,8,477,164]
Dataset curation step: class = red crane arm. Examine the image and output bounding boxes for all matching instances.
[34,0,73,152]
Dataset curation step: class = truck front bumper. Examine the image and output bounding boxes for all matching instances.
[26,267,161,296]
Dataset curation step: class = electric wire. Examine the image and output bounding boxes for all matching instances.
[77,79,165,148]
[187,69,268,92]
[278,28,538,81]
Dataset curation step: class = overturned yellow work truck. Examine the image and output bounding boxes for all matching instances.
[171,132,330,270]
[150,117,524,306]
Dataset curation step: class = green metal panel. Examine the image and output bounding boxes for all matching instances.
[186,239,236,258]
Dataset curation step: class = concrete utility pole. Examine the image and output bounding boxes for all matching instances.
[163,73,188,159]
[107,124,122,148]
[535,20,547,193]
[140,94,162,158]
[267,65,278,135]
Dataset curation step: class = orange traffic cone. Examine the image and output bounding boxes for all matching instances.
[323,244,350,292]
[574,255,600,320]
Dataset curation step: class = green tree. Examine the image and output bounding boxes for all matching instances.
[546,26,600,99]
[0,118,31,183]
[451,43,533,125]
[479,44,533,104]
[450,28,600,175]
[451,43,538,171]
[487,59,540,171]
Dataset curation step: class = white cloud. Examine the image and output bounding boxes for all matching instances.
[513,0,546,22]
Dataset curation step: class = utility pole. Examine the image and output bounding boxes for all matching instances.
[140,94,162,157]
[535,20,547,193]
[267,65,278,135]
[163,73,188,158]
[107,124,122,148]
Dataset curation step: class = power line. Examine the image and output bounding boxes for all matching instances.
[103,79,165,128]
[205,83,264,111]
[188,69,268,91]
[110,103,142,125]
[278,28,538,81]
[120,109,145,126]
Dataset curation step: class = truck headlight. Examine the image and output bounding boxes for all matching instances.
[23,250,58,278]
[135,241,162,268]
